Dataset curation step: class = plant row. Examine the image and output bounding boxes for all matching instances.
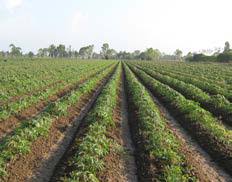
[133,62,232,101]
[134,65,232,126]
[0,60,113,102]
[60,64,121,181]
[137,61,232,85]
[128,64,232,175]
[0,63,114,121]
[124,64,197,181]
[0,64,116,177]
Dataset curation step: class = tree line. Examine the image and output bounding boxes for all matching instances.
[185,41,232,62]
[0,43,183,61]
[1,42,232,62]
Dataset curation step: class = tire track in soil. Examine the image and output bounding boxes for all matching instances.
[2,65,117,182]
[0,64,113,142]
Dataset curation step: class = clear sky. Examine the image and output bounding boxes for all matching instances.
[0,0,232,54]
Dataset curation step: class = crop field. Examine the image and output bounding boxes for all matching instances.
[0,59,232,181]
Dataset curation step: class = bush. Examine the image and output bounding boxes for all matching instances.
[186,53,216,62]
[217,51,232,62]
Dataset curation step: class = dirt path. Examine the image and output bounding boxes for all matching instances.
[150,93,231,182]
[120,72,138,182]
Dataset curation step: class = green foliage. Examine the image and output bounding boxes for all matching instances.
[129,64,232,157]
[136,65,232,126]
[186,53,217,62]
[0,61,114,121]
[217,51,232,62]
[64,64,121,181]
[124,64,196,181]
[139,48,161,61]
[0,62,116,177]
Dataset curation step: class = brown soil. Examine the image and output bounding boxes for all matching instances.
[130,64,232,176]
[0,80,63,107]
[1,67,116,182]
[0,65,112,142]
[99,70,138,182]
[123,66,159,181]
[98,73,127,182]
[151,95,231,182]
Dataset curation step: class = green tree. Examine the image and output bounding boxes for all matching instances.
[0,51,6,58]
[37,48,48,57]
[57,44,67,57]
[224,41,230,52]
[79,45,94,59]
[48,44,57,57]
[132,50,141,59]
[101,43,110,59]
[174,49,183,60]
[28,51,34,59]
[9,44,22,57]
[106,49,117,59]
[140,48,161,60]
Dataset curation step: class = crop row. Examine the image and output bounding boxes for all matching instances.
[133,65,232,126]
[138,61,232,85]
[0,60,113,102]
[127,63,232,175]
[59,63,121,181]
[133,62,232,101]
[0,63,113,121]
[123,64,197,181]
[0,64,116,177]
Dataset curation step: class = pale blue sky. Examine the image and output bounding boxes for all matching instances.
[1,0,232,54]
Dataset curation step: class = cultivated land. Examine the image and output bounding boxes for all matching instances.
[0,59,232,181]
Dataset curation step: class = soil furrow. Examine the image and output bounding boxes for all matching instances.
[129,63,232,181]
[150,92,231,181]
[120,71,138,182]
[0,65,112,142]
[98,69,138,182]
[0,80,63,107]
[2,66,116,182]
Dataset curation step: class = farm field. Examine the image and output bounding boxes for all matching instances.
[0,59,232,181]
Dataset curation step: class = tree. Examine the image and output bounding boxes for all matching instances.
[67,45,72,58]
[101,43,110,59]
[48,44,57,57]
[79,45,94,59]
[106,49,117,59]
[57,44,67,57]
[28,51,34,59]
[37,48,48,57]
[0,51,6,58]
[139,48,161,60]
[174,49,183,60]
[184,52,193,61]
[217,52,232,62]
[92,52,101,59]
[224,41,230,52]
[74,50,79,58]
[132,50,141,59]
[117,51,132,60]
[9,44,22,57]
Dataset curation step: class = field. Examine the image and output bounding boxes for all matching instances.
[0,59,232,181]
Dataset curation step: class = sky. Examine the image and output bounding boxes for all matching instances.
[0,0,232,54]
